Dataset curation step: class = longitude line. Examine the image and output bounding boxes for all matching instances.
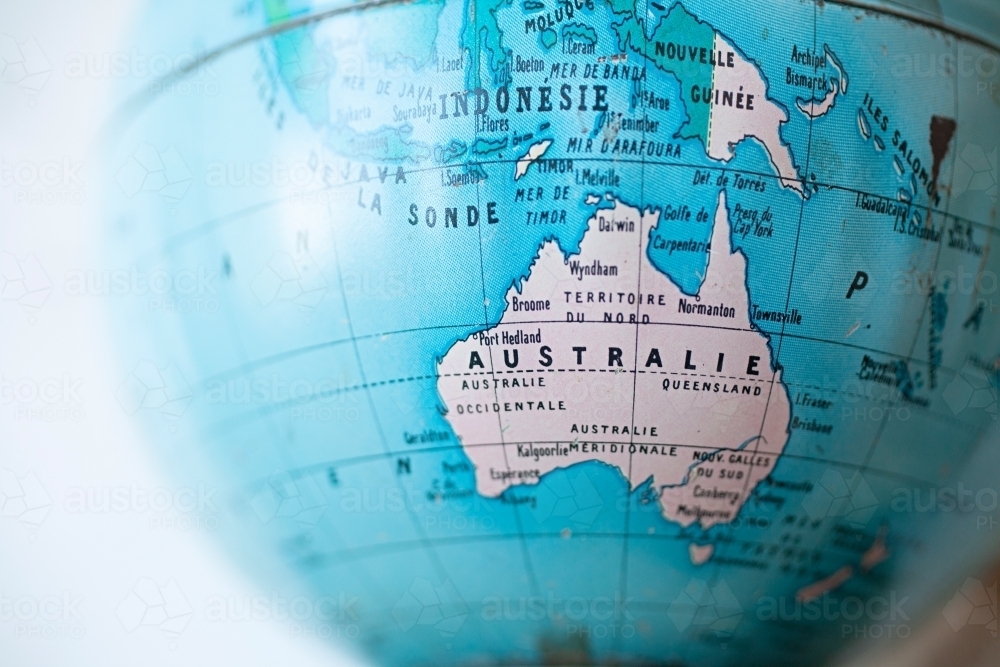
[468,12,541,596]
[855,21,963,476]
[325,202,451,582]
[614,20,653,654]
[697,0,820,611]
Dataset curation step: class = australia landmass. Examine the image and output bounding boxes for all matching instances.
[437,191,791,529]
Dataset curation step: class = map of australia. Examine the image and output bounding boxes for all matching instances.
[437,192,791,529]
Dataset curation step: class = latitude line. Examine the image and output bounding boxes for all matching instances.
[199,318,980,386]
[238,439,940,496]
[203,367,973,443]
[197,318,981,444]
[295,527,866,571]
[141,158,1000,266]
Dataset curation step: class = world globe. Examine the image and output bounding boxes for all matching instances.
[103,0,1000,664]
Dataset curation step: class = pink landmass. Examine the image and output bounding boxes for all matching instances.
[436,191,790,529]
[708,34,804,195]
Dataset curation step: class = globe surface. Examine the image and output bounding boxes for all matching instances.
[106,0,1000,664]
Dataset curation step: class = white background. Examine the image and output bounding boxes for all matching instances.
[0,2,362,664]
